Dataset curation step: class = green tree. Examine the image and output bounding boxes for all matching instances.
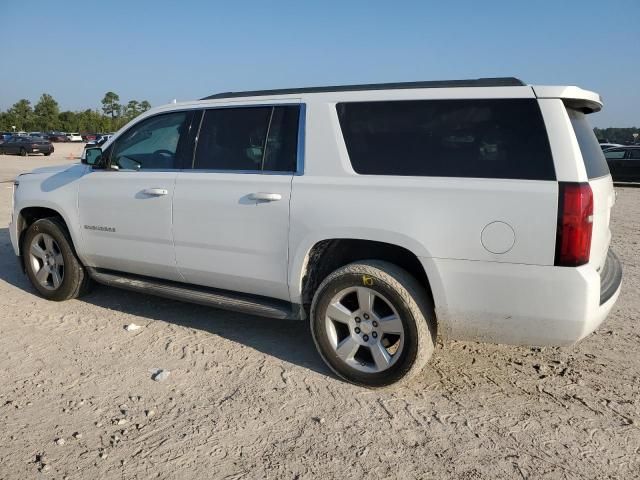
[34,93,60,131]
[594,127,640,145]
[7,99,34,131]
[124,100,140,121]
[139,100,151,112]
[101,91,121,129]
[0,111,12,131]
[58,111,78,132]
[77,109,109,132]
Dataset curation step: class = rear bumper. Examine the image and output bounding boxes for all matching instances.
[29,145,53,153]
[600,249,622,305]
[420,249,622,346]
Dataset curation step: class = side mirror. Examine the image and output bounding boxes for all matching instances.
[83,147,103,167]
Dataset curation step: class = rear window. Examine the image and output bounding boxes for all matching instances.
[566,108,610,179]
[336,99,555,180]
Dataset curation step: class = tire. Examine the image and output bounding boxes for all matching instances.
[20,148,27,157]
[310,260,436,388]
[44,152,51,156]
[22,217,93,301]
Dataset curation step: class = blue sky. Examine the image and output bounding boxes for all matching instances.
[1,0,638,127]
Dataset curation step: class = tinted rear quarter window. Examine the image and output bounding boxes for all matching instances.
[337,99,555,180]
[566,108,610,179]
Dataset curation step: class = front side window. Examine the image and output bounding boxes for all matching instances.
[111,111,191,170]
[604,149,625,160]
[337,99,555,180]
[193,105,299,172]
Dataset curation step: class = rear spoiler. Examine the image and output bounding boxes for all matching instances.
[532,85,603,113]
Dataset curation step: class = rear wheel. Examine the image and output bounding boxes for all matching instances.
[44,152,51,156]
[20,148,27,157]
[23,218,93,301]
[310,260,436,388]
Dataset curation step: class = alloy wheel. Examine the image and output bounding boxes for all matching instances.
[324,286,405,373]
[29,233,65,290]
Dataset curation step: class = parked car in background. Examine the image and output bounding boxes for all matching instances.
[85,134,113,147]
[600,143,623,150]
[604,146,640,182]
[81,134,115,162]
[66,133,83,142]
[0,136,53,156]
[48,132,68,142]
[30,133,50,140]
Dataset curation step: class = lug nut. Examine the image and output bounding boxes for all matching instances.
[355,327,361,334]
[372,332,378,338]
[355,317,361,323]
[363,313,370,320]
[372,321,378,327]
[363,335,369,342]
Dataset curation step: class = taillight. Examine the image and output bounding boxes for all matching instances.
[555,182,593,267]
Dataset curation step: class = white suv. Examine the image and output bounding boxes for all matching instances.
[9,78,622,387]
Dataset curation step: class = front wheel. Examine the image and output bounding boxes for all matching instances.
[310,260,436,388]
[23,218,93,301]
[20,148,27,157]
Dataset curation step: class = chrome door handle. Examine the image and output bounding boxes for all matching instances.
[249,192,282,202]
[142,188,168,196]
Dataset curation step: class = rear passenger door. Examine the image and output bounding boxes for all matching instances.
[172,104,302,301]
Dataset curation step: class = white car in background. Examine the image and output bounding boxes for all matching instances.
[66,133,83,142]
[9,77,623,387]
[600,143,623,150]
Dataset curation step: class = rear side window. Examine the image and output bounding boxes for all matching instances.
[193,105,299,172]
[566,108,610,179]
[336,99,555,180]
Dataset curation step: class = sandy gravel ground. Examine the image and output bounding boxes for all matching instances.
[0,145,638,479]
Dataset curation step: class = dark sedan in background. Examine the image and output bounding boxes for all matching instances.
[47,132,68,142]
[0,136,54,156]
[604,146,640,182]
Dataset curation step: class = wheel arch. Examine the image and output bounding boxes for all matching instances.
[292,237,437,316]
[16,206,78,268]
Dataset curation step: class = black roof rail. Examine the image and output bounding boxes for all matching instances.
[201,77,525,100]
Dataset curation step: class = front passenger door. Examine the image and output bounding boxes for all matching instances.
[78,110,197,281]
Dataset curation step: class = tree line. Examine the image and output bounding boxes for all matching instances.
[0,92,151,133]
[594,127,639,145]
